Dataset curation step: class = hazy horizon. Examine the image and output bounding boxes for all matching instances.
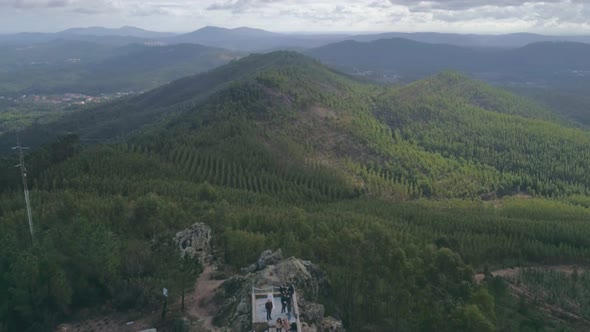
[3,24,590,37]
[1,0,589,35]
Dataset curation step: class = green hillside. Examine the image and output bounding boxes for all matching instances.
[2,52,590,331]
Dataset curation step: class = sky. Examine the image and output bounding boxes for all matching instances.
[0,0,590,35]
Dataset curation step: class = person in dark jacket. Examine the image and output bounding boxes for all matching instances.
[286,295,292,320]
[279,284,286,296]
[265,299,273,320]
[281,294,287,313]
[287,284,294,297]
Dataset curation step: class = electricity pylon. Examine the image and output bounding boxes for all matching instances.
[12,134,34,242]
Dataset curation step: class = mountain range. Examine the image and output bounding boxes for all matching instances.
[353,31,590,48]
[307,38,590,92]
[2,25,590,50]
[4,25,590,131]
[59,26,176,39]
[165,26,345,51]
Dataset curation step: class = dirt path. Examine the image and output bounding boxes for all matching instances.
[504,281,590,324]
[182,264,227,332]
[475,265,590,326]
[474,265,584,283]
[55,264,228,332]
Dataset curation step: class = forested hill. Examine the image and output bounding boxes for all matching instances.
[6,51,586,198]
[3,52,590,331]
[0,52,348,148]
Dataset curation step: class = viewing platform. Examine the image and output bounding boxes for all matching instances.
[252,286,302,332]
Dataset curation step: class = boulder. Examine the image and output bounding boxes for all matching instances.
[257,248,284,270]
[318,317,345,332]
[174,223,211,264]
[299,298,325,324]
[241,248,284,273]
[301,322,318,332]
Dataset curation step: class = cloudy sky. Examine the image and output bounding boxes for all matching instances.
[0,0,589,34]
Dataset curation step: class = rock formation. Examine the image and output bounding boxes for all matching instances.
[241,248,284,273]
[213,249,345,332]
[174,222,212,264]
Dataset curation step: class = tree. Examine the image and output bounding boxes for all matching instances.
[178,255,201,312]
[451,305,495,332]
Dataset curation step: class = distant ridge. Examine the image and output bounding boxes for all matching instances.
[351,31,590,48]
[59,26,176,39]
[2,25,590,50]
[307,38,590,85]
[190,26,278,37]
[166,26,343,50]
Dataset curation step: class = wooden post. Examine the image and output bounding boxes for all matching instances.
[181,273,186,312]
[162,288,168,319]
[161,297,167,319]
[252,286,256,325]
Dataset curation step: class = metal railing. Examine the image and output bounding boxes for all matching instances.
[251,285,302,332]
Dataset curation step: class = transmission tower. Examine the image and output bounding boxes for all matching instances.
[12,134,34,242]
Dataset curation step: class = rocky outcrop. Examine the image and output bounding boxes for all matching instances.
[213,249,344,332]
[299,298,325,325]
[241,248,284,273]
[318,317,345,332]
[174,223,212,264]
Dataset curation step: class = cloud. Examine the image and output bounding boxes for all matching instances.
[1,0,73,8]
[387,0,567,12]
[207,0,283,13]
[0,0,120,13]
[0,0,590,34]
[0,0,205,16]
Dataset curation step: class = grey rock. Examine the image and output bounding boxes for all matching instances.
[215,250,344,332]
[300,299,325,324]
[240,263,257,274]
[241,249,284,273]
[257,248,283,270]
[318,316,345,332]
[302,322,317,332]
[174,223,211,264]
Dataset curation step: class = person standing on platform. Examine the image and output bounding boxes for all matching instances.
[276,317,284,332]
[281,293,288,313]
[265,298,274,321]
[286,294,292,320]
[279,284,286,296]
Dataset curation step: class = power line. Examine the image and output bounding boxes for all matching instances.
[12,133,34,243]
